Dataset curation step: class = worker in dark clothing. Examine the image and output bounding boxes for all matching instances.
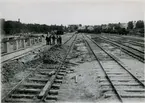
[46,36,49,45]
[47,36,51,45]
[52,35,56,45]
[56,35,59,45]
[60,36,62,45]
[50,35,53,45]
[59,35,62,45]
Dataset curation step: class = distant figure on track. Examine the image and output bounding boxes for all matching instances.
[46,36,49,45]
[60,36,62,45]
[50,35,53,45]
[47,36,51,45]
[58,35,62,45]
[52,35,56,45]
[56,35,59,45]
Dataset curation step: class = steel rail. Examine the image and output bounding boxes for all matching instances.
[1,33,77,102]
[63,33,76,44]
[107,35,144,47]
[82,34,123,103]
[122,39,144,48]
[85,35,145,87]
[100,36,144,54]
[40,34,78,101]
[102,35,144,47]
[1,64,42,102]
[97,36,144,63]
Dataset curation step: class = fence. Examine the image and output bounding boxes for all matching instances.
[1,36,45,55]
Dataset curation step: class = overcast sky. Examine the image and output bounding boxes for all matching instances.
[0,0,144,25]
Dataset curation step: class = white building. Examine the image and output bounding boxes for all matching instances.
[119,23,128,29]
[78,26,86,30]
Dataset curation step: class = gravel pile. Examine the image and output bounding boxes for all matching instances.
[43,45,68,64]
[1,45,69,98]
[2,45,69,83]
[1,57,42,83]
[1,57,42,97]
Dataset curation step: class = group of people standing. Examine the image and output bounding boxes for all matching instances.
[46,35,62,45]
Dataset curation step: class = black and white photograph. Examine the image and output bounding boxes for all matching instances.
[0,0,144,103]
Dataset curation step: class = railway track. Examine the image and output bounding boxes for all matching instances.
[103,35,144,48]
[101,35,144,53]
[83,34,145,102]
[2,34,77,103]
[95,36,144,63]
[40,35,77,102]
[63,33,76,44]
[124,40,144,48]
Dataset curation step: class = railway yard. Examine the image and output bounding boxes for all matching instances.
[1,33,145,103]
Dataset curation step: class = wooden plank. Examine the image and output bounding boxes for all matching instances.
[38,75,55,98]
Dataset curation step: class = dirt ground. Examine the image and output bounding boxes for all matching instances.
[56,36,118,102]
[91,34,144,81]
[100,33,144,42]
[2,34,144,102]
[1,49,43,98]
[98,42,144,81]
[1,43,69,99]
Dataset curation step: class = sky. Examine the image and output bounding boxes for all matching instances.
[0,0,144,25]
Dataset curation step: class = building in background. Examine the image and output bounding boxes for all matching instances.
[78,26,86,30]
[119,23,128,29]
[87,26,94,31]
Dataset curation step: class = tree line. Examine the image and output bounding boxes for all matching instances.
[2,20,144,37]
[3,20,66,35]
[78,20,144,37]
